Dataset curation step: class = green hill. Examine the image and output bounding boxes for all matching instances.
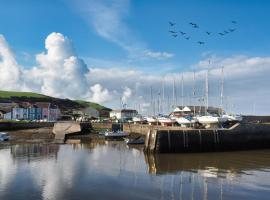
[0,90,110,112]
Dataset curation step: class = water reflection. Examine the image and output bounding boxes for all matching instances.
[0,142,270,200]
[144,150,270,177]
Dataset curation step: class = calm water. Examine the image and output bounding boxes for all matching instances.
[1,141,270,200]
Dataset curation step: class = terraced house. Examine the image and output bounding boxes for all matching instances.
[2,102,61,121]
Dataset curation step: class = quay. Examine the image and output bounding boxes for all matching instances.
[53,121,91,143]
[144,122,270,153]
[92,120,270,153]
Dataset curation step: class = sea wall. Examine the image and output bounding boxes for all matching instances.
[91,122,112,130]
[144,123,270,153]
[0,122,54,131]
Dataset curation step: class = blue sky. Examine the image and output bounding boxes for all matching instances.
[1,0,270,114]
[1,0,270,71]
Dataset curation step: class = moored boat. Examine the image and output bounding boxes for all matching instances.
[125,136,145,145]
[104,130,129,139]
[0,132,10,142]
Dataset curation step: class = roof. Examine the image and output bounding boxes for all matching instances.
[111,109,138,113]
[35,102,51,108]
[172,105,222,114]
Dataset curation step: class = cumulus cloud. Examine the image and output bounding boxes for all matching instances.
[0,35,22,90]
[89,84,111,104]
[31,32,90,99]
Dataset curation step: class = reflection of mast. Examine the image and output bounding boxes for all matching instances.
[203,177,208,200]
[190,173,194,200]
[179,172,183,200]
[220,179,223,200]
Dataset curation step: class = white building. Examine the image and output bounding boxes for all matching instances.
[110,109,138,121]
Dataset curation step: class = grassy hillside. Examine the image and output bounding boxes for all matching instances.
[0,90,110,112]
[0,91,49,98]
[75,100,110,111]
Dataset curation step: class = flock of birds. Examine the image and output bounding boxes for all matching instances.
[168,20,237,45]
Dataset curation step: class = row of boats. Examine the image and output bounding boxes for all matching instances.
[132,107,242,128]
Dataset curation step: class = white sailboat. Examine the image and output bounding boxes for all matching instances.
[132,115,144,124]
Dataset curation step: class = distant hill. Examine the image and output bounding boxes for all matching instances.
[0,90,111,112]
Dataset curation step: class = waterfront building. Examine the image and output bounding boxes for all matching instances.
[12,104,28,120]
[1,102,61,121]
[170,105,222,117]
[110,109,138,121]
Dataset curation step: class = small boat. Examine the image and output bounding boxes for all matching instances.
[157,115,176,126]
[125,136,145,145]
[175,116,193,127]
[146,116,158,125]
[196,115,220,124]
[132,115,144,124]
[104,130,129,139]
[98,129,109,135]
[222,114,242,122]
[0,132,10,142]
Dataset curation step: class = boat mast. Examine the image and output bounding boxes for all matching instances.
[205,70,209,115]
[172,78,176,109]
[150,86,153,115]
[162,79,165,114]
[220,66,224,115]
[205,61,210,115]
[193,71,196,116]
[181,74,184,108]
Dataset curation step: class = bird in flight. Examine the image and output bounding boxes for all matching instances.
[172,34,178,37]
[198,41,205,45]
[169,30,177,34]
[179,31,186,35]
[193,24,199,28]
[169,21,176,26]
[206,31,211,35]
[231,20,237,24]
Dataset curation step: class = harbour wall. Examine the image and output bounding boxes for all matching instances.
[0,122,54,131]
[144,123,270,153]
[53,121,91,143]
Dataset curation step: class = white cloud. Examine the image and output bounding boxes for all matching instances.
[31,32,90,99]
[69,0,173,60]
[0,35,22,90]
[121,87,132,104]
[89,84,111,104]
[143,50,174,60]
[1,32,270,114]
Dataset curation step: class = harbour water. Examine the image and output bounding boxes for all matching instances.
[1,141,270,200]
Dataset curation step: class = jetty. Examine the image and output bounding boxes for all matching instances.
[144,122,270,153]
[53,121,91,143]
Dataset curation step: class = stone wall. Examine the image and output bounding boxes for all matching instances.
[145,123,270,153]
[0,122,54,131]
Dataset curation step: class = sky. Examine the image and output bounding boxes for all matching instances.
[0,0,270,114]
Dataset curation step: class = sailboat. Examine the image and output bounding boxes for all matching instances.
[196,65,223,127]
